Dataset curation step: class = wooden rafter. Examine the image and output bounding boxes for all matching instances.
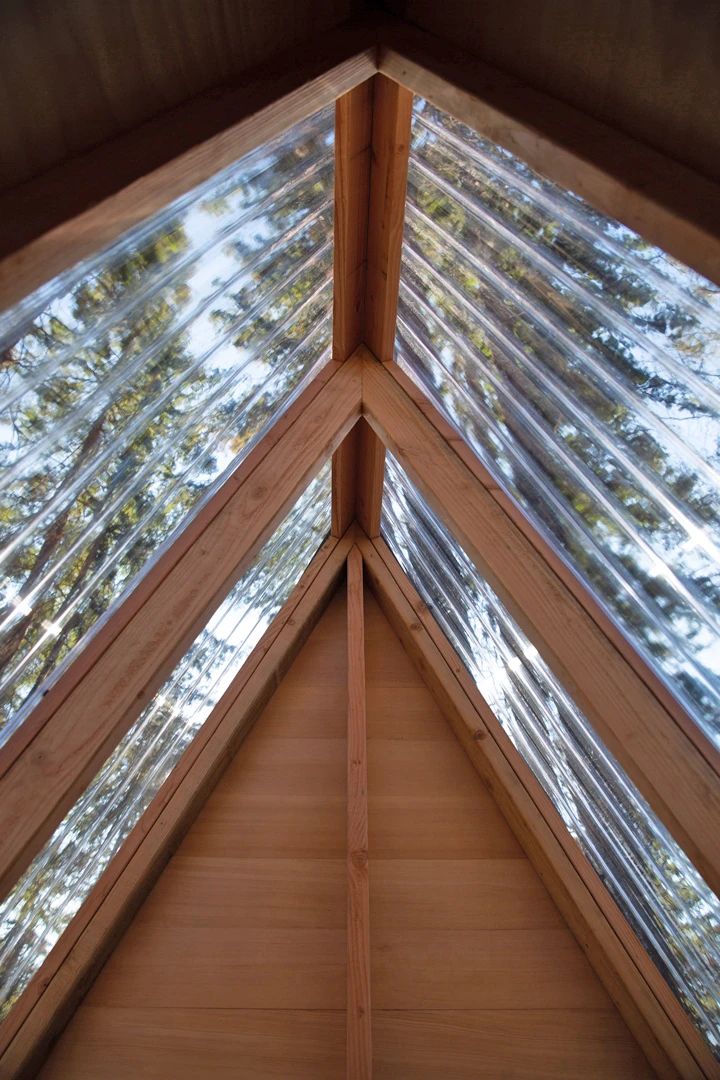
[0,358,362,899]
[362,350,720,899]
[376,15,720,285]
[0,21,376,313]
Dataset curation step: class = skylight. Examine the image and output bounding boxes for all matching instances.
[0,462,331,1020]
[383,453,720,1055]
[0,105,334,740]
[397,97,720,745]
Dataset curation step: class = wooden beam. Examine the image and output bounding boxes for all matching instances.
[331,79,373,537]
[0,363,341,781]
[354,416,386,538]
[333,80,373,363]
[0,356,362,900]
[365,74,413,364]
[0,529,355,1079]
[361,351,720,898]
[0,20,377,312]
[376,16,720,286]
[379,364,697,739]
[346,545,372,1079]
[332,425,361,538]
[354,73,414,536]
[333,74,412,537]
[358,532,714,1080]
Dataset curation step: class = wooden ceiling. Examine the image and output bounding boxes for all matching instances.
[1,0,718,194]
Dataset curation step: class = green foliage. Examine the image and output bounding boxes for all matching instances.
[0,117,333,732]
[401,102,720,728]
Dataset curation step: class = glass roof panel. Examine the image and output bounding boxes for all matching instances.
[398,97,720,745]
[0,462,331,1020]
[383,453,720,1056]
[0,105,334,740]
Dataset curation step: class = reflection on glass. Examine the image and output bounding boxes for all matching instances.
[0,106,334,737]
[0,463,331,1021]
[398,97,720,744]
[382,454,720,1057]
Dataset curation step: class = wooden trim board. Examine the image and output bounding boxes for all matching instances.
[346,547,372,1078]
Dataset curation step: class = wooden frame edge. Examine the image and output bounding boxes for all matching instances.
[376,14,720,286]
[0,356,362,899]
[0,526,355,1079]
[358,530,714,1080]
[362,352,720,899]
[0,360,339,774]
[0,19,377,312]
[380,362,706,754]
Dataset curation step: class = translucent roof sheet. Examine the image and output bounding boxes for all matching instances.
[0,463,331,1019]
[383,453,720,1055]
[398,97,720,745]
[0,105,334,739]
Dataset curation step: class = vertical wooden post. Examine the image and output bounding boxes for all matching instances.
[346,546,371,1078]
[332,81,373,536]
[358,74,413,536]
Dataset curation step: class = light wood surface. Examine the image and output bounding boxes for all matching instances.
[0,21,375,312]
[365,74,413,364]
[38,1008,345,1080]
[355,416,387,537]
[37,589,350,1079]
[1,532,351,1077]
[354,73,414,538]
[331,80,373,538]
[0,1,360,192]
[380,1,720,187]
[361,533,709,1078]
[373,1011,659,1080]
[333,424,361,537]
[32,581,658,1079]
[333,82,373,362]
[378,16,720,285]
[0,358,361,902]
[362,352,720,900]
[364,587,654,1077]
[346,548,372,1077]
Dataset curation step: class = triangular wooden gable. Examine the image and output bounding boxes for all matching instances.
[36,583,652,1078]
